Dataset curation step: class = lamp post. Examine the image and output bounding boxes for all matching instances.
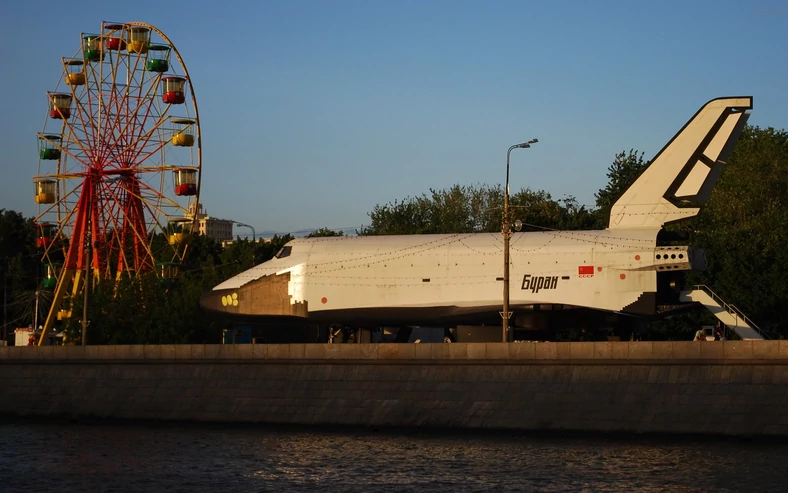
[502,138,538,343]
[2,256,7,344]
[235,222,256,266]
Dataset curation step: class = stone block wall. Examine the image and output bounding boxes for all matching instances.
[2,342,788,436]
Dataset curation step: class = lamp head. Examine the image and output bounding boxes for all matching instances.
[517,138,538,148]
[514,219,523,232]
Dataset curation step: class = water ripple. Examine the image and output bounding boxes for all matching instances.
[1,421,786,492]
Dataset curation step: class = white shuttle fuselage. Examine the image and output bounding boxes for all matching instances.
[205,229,699,324]
[201,97,752,327]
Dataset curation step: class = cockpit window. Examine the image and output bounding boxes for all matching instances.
[275,246,292,259]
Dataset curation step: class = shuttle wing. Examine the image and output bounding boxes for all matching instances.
[609,97,752,229]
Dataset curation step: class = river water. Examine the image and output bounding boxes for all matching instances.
[1,420,786,492]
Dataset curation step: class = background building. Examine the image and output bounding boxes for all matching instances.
[186,203,234,242]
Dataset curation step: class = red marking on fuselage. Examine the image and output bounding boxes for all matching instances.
[578,265,594,278]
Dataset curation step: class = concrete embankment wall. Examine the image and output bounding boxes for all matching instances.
[2,341,788,436]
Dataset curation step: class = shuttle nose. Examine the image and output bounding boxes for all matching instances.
[199,271,309,318]
[200,288,243,314]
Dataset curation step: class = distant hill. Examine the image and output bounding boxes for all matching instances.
[235,226,362,240]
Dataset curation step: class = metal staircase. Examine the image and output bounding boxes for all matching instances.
[679,285,766,340]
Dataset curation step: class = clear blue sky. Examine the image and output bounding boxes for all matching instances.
[1,1,786,234]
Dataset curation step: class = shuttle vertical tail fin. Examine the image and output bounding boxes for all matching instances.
[609,97,752,229]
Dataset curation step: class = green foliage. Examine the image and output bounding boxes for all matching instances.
[555,196,599,231]
[360,184,504,234]
[63,272,225,344]
[510,190,598,232]
[59,233,279,345]
[688,126,788,336]
[0,210,36,259]
[594,149,649,228]
[360,184,597,235]
[307,228,344,238]
[0,210,40,336]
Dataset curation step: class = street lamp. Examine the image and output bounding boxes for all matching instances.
[235,222,256,266]
[502,138,538,343]
[2,256,7,344]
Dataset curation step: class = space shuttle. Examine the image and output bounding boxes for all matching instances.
[200,97,753,333]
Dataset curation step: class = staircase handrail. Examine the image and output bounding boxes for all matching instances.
[728,304,771,339]
[690,285,769,339]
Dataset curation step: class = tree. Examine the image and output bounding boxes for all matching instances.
[361,195,434,235]
[554,196,598,231]
[360,184,589,235]
[594,149,649,228]
[307,228,344,238]
[688,126,788,336]
[0,210,36,259]
[0,210,39,337]
[509,190,597,232]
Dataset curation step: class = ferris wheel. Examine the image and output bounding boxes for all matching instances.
[33,21,202,343]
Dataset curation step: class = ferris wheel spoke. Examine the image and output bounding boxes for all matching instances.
[113,109,166,169]
[119,178,182,226]
[99,27,155,169]
[102,81,165,170]
[122,49,155,150]
[97,77,129,166]
[104,75,148,164]
[92,58,119,164]
[123,99,172,165]
[83,61,105,148]
[127,95,168,165]
[64,86,99,161]
[101,100,138,166]
[136,178,188,214]
[74,61,104,152]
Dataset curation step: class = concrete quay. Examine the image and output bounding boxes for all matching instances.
[2,341,787,436]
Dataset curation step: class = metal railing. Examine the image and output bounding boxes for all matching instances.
[691,285,769,339]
